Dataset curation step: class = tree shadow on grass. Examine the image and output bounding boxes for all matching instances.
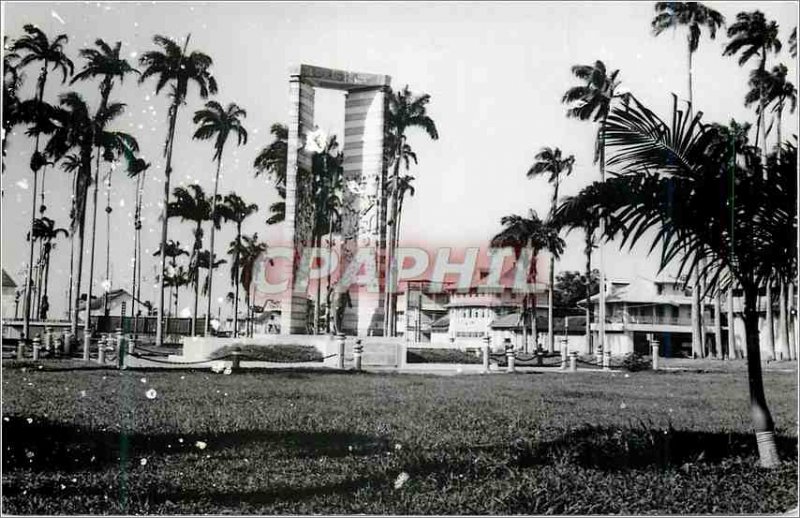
[508,425,798,471]
[2,416,389,473]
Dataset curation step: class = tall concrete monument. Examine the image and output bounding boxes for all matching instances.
[281,64,391,336]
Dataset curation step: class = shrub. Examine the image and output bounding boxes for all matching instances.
[621,352,651,372]
[406,348,482,364]
[210,343,323,363]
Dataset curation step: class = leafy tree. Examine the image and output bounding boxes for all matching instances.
[192,100,248,335]
[557,93,795,468]
[528,146,575,352]
[139,34,218,346]
[554,270,600,308]
[29,216,67,319]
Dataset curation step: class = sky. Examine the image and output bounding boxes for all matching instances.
[2,1,798,319]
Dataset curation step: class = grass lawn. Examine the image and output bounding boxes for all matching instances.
[1,360,797,515]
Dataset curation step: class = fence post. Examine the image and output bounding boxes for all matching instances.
[16,340,25,360]
[569,351,578,372]
[603,349,611,371]
[560,337,569,370]
[506,348,516,373]
[353,339,363,371]
[482,335,490,373]
[32,336,41,361]
[336,333,346,370]
[651,339,660,370]
[231,349,241,372]
[54,334,64,358]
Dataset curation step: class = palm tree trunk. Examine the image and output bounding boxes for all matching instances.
[23,65,50,340]
[714,291,723,359]
[691,282,703,358]
[43,244,52,318]
[728,287,736,359]
[384,140,404,336]
[756,51,775,360]
[547,180,558,354]
[67,224,75,320]
[788,283,796,360]
[103,168,112,316]
[71,205,87,337]
[83,148,102,349]
[743,284,780,468]
[192,222,201,337]
[520,295,528,352]
[584,228,593,354]
[130,172,141,334]
[205,157,223,336]
[23,163,40,338]
[778,281,790,360]
[156,99,181,346]
[314,234,322,335]
[598,121,607,357]
[233,224,241,338]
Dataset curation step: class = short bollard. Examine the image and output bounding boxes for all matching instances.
[482,336,491,372]
[117,333,127,369]
[569,351,578,372]
[54,335,64,357]
[115,329,123,353]
[97,336,107,364]
[128,337,136,355]
[32,337,41,361]
[16,340,25,360]
[44,328,53,355]
[506,348,516,373]
[651,340,660,370]
[536,349,543,366]
[336,333,346,370]
[353,339,363,371]
[62,331,72,356]
[230,350,241,372]
[603,350,611,371]
[82,333,91,362]
[560,338,569,370]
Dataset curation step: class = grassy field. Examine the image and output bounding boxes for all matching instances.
[1,360,797,515]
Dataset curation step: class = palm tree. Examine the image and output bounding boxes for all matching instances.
[239,233,268,337]
[59,153,81,323]
[559,93,795,468]
[651,2,725,112]
[561,60,628,360]
[491,210,565,353]
[192,100,248,335]
[126,157,150,333]
[153,240,189,324]
[217,192,258,337]
[652,2,725,358]
[139,34,218,346]
[11,24,73,339]
[724,10,782,360]
[384,86,439,336]
[71,38,138,316]
[29,216,67,319]
[167,184,213,336]
[527,146,575,353]
[746,64,797,360]
[254,123,288,226]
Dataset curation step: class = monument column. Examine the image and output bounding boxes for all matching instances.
[280,72,315,334]
[340,86,388,336]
